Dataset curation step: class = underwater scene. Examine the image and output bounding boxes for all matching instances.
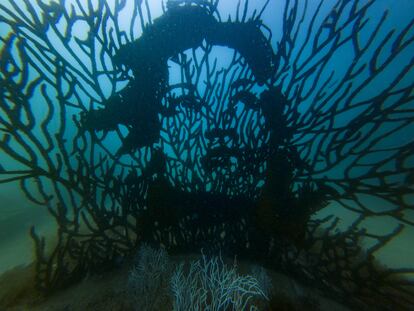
[0,0,413,310]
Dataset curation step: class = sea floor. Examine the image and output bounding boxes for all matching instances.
[0,186,413,310]
[0,254,351,311]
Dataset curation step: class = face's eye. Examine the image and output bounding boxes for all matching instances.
[162,84,205,116]
[229,90,259,111]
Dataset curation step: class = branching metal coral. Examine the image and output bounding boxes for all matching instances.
[0,0,413,309]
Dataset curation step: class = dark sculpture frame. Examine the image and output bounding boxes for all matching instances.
[0,0,413,308]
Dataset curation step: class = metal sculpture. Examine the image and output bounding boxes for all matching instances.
[0,0,413,308]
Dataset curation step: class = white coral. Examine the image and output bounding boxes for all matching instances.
[250,265,273,299]
[128,244,171,311]
[171,253,269,311]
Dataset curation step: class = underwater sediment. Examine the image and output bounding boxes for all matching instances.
[0,0,413,309]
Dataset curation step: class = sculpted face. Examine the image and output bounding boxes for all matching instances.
[159,45,287,194]
[81,3,288,195]
[82,4,276,155]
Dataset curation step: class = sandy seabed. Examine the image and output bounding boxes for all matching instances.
[0,254,351,311]
[0,191,408,311]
